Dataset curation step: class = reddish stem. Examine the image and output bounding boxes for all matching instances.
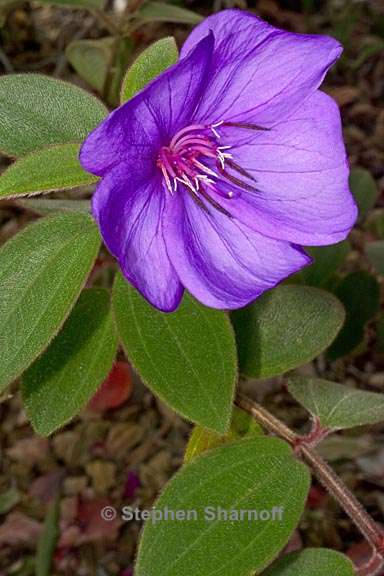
[235,393,384,572]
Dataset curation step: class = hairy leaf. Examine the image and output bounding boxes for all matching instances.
[0,212,100,391]
[112,275,237,433]
[0,74,107,156]
[350,168,379,222]
[136,437,310,576]
[22,289,118,436]
[0,143,96,199]
[288,376,384,430]
[121,37,178,102]
[264,548,354,576]
[138,1,202,24]
[327,271,380,360]
[303,241,350,287]
[232,285,345,378]
[16,198,91,215]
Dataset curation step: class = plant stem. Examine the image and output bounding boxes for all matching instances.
[235,392,384,570]
[236,393,296,444]
[92,8,121,36]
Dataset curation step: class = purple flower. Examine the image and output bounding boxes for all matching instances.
[80,10,357,312]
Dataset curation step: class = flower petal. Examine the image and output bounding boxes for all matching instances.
[216,90,357,246]
[164,191,310,310]
[93,164,183,312]
[182,9,342,126]
[80,33,214,177]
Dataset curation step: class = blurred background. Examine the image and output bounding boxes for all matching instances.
[0,0,383,574]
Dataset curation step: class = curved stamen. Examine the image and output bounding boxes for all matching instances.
[170,124,208,148]
[157,121,259,216]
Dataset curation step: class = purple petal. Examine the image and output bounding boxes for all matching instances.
[80,33,214,177]
[93,164,183,312]
[216,90,357,245]
[182,9,342,126]
[164,192,311,310]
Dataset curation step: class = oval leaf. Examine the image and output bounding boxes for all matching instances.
[22,288,118,436]
[136,437,310,576]
[264,548,355,576]
[303,241,350,288]
[16,198,91,215]
[288,376,384,430]
[327,271,380,360]
[138,1,202,25]
[0,212,101,392]
[231,285,345,378]
[0,143,97,199]
[0,74,107,156]
[112,274,237,433]
[121,37,178,103]
[67,37,132,105]
[366,240,384,275]
[350,168,379,222]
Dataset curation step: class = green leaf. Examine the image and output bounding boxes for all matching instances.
[67,37,115,94]
[139,1,202,24]
[136,437,310,576]
[0,212,101,392]
[185,407,263,463]
[366,240,384,275]
[67,37,132,104]
[16,198,91,215]
[112,274,237,433]
[367,210,384,239]
[303,241,350,287]
[327,271,380,360]
[263,548,354,576]
[121,37,178,103]
[0,487,20,514]
[350,168,379,221]
[231,285,345,379]
[22,289,118,436]
[288,376,384,430]
[0,74,107,156]
[0,143,97,199]
[36,494,60,576]
[39,0,104,8]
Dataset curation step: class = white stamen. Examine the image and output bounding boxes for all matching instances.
[176,175,198,193]
[192,159,219,179]
[217,151,226,169]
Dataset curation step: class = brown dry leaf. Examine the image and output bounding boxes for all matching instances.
[105,423,145,459]
[29,469,65,502]
[86,460,116,494]
[6,437,49,466]
[0,511,42,547]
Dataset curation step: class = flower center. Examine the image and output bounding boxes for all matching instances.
[157,122,264,216]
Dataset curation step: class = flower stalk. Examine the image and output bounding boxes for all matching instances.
[235,392,384,575]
